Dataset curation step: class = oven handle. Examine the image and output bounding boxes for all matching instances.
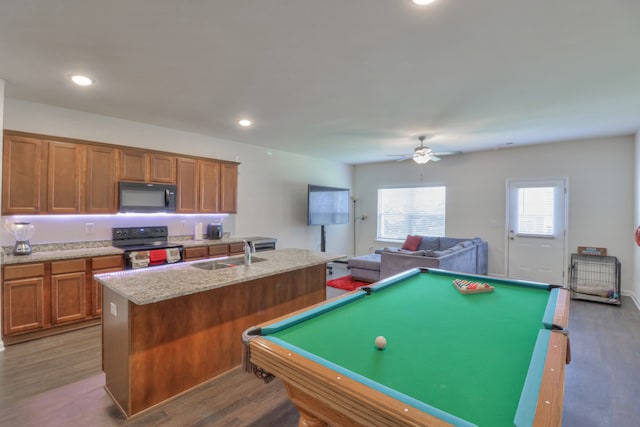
[165,188,170,207]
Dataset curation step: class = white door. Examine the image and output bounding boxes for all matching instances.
[507,179,567,285]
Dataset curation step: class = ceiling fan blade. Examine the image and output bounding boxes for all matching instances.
[433,150,462,157]
[430,155,441,162]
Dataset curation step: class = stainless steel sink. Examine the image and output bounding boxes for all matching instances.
[190,256,266,270]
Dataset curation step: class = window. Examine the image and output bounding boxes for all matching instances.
[516,186,555,236]
[377,186,446,241]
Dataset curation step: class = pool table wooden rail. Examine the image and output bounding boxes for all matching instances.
[551,286,571,331]
[532,331,568,427]
[249,337,455,427]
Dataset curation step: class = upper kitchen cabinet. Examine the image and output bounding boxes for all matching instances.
[120,149,147,181]
[149,153,176,183]
[120,150,176,183]
[176,157,198,213]
[47,141,84,214]
[199,160,221,213]
[86,145,118,214]
[220,162,238,213]
[2,134,47,214]
[2,130,238,215]
[180,158,238,214]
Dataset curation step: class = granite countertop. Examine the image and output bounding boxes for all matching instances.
[95,248,343,305]
[1,238,247,265]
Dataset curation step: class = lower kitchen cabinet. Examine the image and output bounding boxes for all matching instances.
[184,246,209,261]
[2,254,123,345]
[2,263,47,336]
[184,243,245,261]
[229,242,245,255]
[90,255,124,317]
[51,259,86,324]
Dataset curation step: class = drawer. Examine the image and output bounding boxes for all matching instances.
[208,245,228,257]
[51,258,86,274]
[184,246,208,260]
[229,242,245,255]
[92,255,124,270]
[3,263,46,280]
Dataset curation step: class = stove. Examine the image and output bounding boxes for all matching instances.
[242,237,277,252]
[113,226,184,269]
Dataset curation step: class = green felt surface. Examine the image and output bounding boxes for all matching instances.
[270,271,552,427]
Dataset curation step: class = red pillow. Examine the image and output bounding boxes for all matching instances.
[402,235,422,251]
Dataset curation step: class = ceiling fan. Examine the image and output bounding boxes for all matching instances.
[388,136,461,164]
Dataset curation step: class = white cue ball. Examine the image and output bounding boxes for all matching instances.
[375,336,387,350]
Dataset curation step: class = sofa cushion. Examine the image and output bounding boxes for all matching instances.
[384,247,426,256]
[418,236,440,251]
[439,237,465,250]
[402,235,422,251]
[430,249,453,257]
[348,253,382,270]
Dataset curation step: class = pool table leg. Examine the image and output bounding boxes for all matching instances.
[298,408,328,427]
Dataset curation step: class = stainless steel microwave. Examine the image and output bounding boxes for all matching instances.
[119,182,177,213]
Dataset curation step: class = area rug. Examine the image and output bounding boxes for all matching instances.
[326,275,370,291]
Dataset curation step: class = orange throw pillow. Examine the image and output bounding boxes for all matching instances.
[402,235,422,251]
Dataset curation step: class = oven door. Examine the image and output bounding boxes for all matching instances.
[124,246,184,269]
[119,181,177,213]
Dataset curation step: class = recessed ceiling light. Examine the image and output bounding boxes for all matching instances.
[412,0,437,5]
[238,119,252,127]
[69,74,94,86]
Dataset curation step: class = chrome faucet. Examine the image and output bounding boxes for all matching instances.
[243,240,252,266]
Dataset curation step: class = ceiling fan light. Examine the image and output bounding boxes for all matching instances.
[413,153,430,164]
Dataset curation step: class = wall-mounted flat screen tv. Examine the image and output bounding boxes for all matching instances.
[307,185,350,226]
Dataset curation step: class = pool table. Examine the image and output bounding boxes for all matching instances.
[244,268,570,427]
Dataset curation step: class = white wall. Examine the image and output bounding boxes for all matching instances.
[354,135,635,294]
[634,131,640,307]
[2,98,353,255]
[0,80,5,351]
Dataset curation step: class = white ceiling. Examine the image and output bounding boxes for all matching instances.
[1,0,639,165]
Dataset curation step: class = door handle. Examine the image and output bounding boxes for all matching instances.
[510,237,515,240]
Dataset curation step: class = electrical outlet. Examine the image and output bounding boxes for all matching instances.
[110,302,118,317]
[85,223,95,234]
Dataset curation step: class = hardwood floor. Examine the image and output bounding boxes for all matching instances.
[1,265,639,427]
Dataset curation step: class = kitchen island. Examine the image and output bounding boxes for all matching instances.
[96,248,342,418]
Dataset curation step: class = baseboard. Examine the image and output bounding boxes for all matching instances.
[621,291,640,311]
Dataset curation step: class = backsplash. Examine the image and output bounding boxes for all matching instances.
[1,234,200,255]
[0,214,234,247]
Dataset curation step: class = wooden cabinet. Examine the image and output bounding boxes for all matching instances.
[185,244,243,261]
[220,162,238,213]
[47,141,84,214]
[2,134,47,214]
[180,158,237,214]
[120,150,176,184]
[229,242,245,255]
[2,263,47,336]
[90,255,124,317]
[176,157,198,213]
[120,149,147,181]
[208,245,228,257]
[184,246,209,261]
[199,160,221,213]
[149,153,176,183]
[51,259,86,324]
[86,145,118,213]
[2,130,239,215]
[1,255,119,344]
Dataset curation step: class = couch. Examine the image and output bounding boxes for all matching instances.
[380,236,488,280]
[348,235,488,283]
